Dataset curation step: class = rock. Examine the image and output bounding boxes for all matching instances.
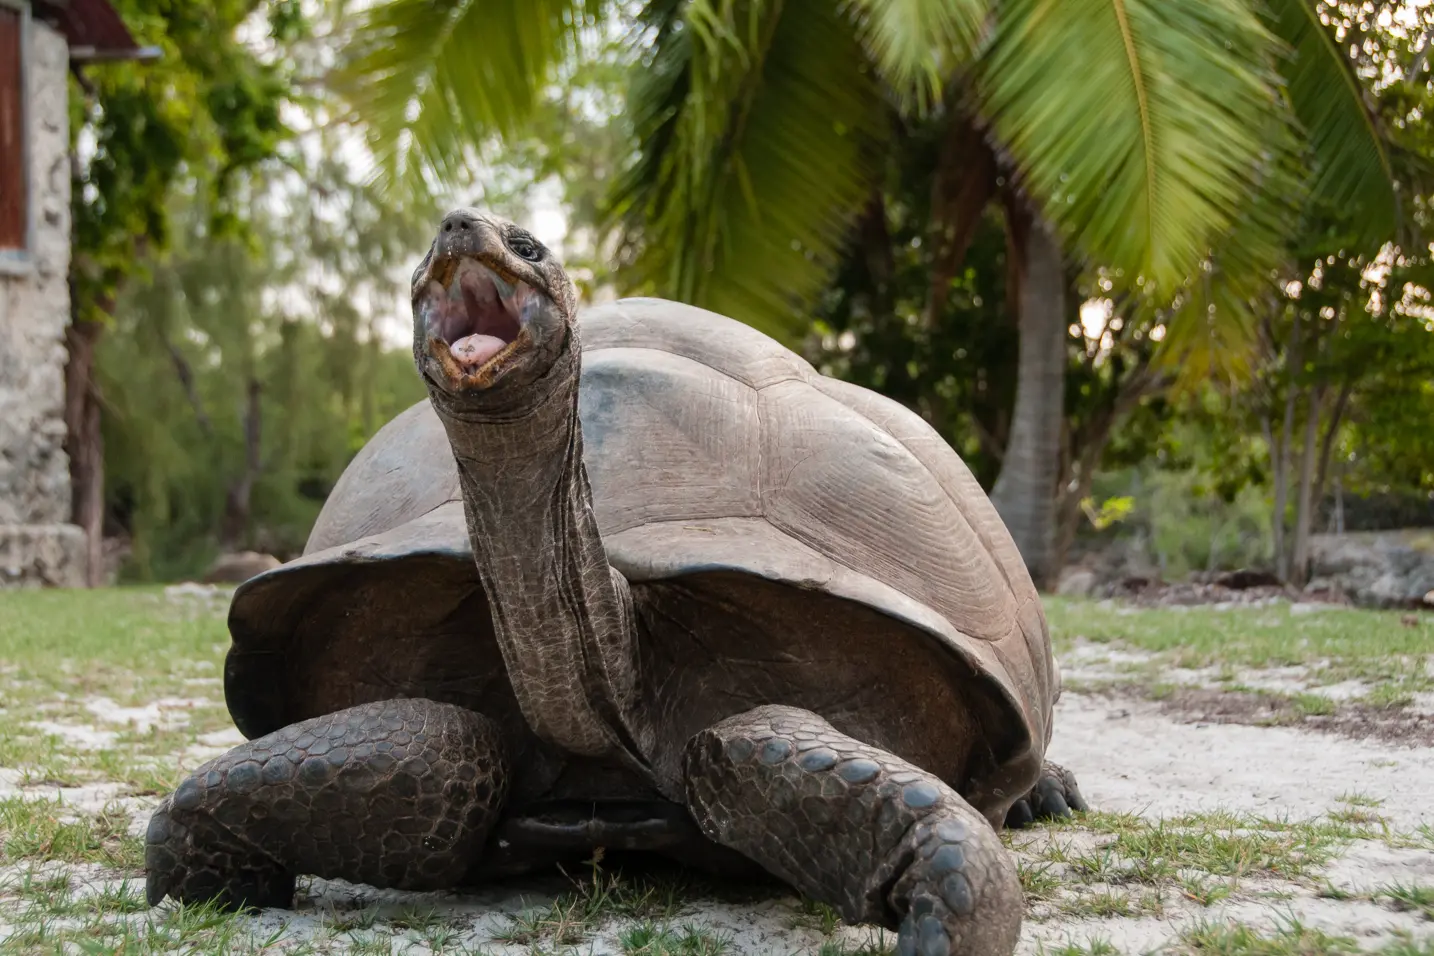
[0,524,87,588]
[202,551,281,584]
[1055,566,1099,597]
[1308,531,1434,609]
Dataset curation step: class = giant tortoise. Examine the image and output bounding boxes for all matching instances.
[145,208,1086,956]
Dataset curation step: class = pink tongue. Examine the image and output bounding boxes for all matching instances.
[450,334,507,369]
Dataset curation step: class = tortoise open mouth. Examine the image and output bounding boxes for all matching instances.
[417,257,547,384]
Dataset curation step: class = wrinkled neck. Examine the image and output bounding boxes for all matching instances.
[429,342,648,767]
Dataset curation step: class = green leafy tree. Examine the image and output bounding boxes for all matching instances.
[336,0,1396,588]
[101,142,436,580]
[67,0,298,583]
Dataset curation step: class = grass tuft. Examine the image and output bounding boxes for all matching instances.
[0,797,143,868]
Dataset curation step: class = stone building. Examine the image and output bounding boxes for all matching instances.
[0,0,150,586]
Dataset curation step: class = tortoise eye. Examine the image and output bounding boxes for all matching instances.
[507,235,543,262]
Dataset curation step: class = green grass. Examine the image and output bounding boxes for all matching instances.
[0,589,1427,953]
[817,938,897,956]
[490,865,712,948]
[1175,919,1363,955]
[620,921,733,955]
[0,796,144,868]
[1172,919,1434,956]
[0,587,230,695]
[1380,884,1434,920]
[793,897,844,934]
[1044,597,1434,687]
[1014,808,1411,926]
[0,588,233,803]
[1038,941,1121,956]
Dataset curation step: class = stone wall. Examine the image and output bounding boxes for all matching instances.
[0,19,85,587]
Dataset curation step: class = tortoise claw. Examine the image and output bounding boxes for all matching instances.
[1004,761,1087,829]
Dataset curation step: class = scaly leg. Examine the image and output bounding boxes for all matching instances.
[1004,761,1087,829]
[683,705,1022,956]
[145,698,507,910]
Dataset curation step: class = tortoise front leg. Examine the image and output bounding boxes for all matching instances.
[145,698,508,910]
[683,705,1022,956]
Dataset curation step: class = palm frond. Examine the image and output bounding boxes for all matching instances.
[846,0,991,107]
[332,0,601,194]
[1154,116,1307,387]
[975,0,1286,295]
[606,0,887,340]
[1262,0,1397,250]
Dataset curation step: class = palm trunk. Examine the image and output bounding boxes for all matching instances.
[990,214,1065,589]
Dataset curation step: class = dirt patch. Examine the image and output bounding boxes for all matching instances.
[1108,577,1313,608]
[1153,687,1434,748]
[1046,692,1434,831]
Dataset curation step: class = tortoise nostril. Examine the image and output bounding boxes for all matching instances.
[459,221,469,230]
[443,222,453,233]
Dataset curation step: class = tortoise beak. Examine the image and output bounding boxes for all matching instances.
[414,253,557,391]
[410,209,571,395]
[418,258,544,374]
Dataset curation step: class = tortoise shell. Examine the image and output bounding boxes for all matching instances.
[224,298,1057,819]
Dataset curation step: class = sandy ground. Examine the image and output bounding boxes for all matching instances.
[2,642,1433,953]
[1019,693,1434,954]
[1046,692,1433,829]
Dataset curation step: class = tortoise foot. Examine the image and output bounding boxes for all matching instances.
[683,705,1023,956]
[145,698,508,910]
[1004,761,1088,829]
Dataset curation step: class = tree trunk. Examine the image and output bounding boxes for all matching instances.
[1313,381,1352,511]
[1259,412,1284,575]
[990,213,1066,589]
[925,111,997,326]
[64,319,105,588]
[1289,386,1322,587]
[163,335,214,437]
[220,378,264,549]
[1272,314,1302,579]
[1332,475,1345,535]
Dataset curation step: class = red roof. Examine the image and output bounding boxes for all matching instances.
[31,0,159,62]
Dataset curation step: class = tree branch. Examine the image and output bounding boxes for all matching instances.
[161,336,214,438]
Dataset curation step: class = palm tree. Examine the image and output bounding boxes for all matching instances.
[335,0,1396,586]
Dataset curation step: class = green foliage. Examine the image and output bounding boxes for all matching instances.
[71,0,298,323]
[99,146,433,580]
[1147,470,1274,577]
[607,0,887,340]
[847,0,984,107]
[1081,496,1134,531]
[977,0,1290,294]
[806,179,1017,486]
[1263,0,1396,249]
[339,0,1393,343]
[334,0,604,195]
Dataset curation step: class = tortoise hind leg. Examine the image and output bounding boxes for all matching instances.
[145,698,508,910]
[683,705,1022,956]
[1005,761,1088,829]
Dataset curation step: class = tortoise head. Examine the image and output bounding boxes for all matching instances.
[411,208,577,399]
